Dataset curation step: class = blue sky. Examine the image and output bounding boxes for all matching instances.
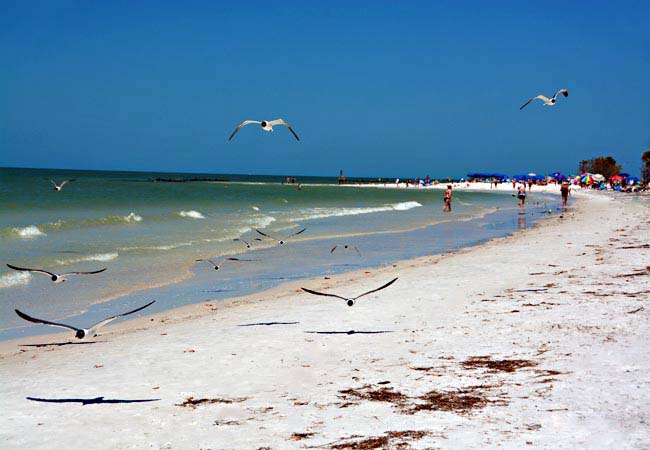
[1,1,649,177]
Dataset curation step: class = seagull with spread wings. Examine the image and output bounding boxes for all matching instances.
[520,89,569,110]
[195,257,255,271]
[330,244,361,256]
[255,228,306,245]
[228,119,300,141]
[6,264,106,283]
[301,277,398,307]
[233,238,253,249]
[50,179,75,191]
[15,301,155,340]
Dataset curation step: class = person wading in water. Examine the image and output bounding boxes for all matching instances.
[442,185,452,212]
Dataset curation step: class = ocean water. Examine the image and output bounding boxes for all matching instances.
[0,167,557,340]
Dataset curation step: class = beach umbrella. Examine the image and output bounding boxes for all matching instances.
[627,176,640,184]
[609,175,624,181]
[580,173,593,183]
[592,174,605,181]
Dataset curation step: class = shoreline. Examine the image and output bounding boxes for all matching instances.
[0,190,552,342]
[1,191,648,448]
[0,193,556,347]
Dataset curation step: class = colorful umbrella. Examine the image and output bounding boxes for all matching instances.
[592,174,605,181]
[610,175,624,182]
[580,173,593,183]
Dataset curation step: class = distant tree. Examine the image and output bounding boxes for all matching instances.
[578,156,622,179]
[642,150,650,184]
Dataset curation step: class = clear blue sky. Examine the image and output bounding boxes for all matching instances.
[1,1,649,177]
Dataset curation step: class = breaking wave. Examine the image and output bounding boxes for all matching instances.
[179,210,206,219]
[12,225,46,238]
[0,271,31,288]
[55,252,119,265]
[292,201,422,221]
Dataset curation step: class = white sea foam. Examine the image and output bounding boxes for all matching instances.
[179,210,206,219]
[251,206,260,211]
[294,201,422,221]
[56,252,119,265]
[392,201,422,211]
[0,271,31,288]
[125,212,143,222]
[119,242,193,252]
[253,216,276,228]
[13,225,46,238]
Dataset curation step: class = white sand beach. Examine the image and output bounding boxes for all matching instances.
[1,192,648,449]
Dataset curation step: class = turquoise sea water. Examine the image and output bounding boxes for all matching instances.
[0,167,558,340]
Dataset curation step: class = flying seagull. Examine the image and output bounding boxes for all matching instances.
[301,277,398,307]
[330,245,361,256]
[6,264,106,283]
[228,119,300,141]
[233,238,252,248]
[15,301,155,340]
[195,257,254,271]
[50,179,75,191]
[255,228,306,245]
[520,89,569,110]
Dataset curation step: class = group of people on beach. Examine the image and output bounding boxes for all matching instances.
[441,178,571,214]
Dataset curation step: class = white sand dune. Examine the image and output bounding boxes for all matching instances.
[0,192,648,449]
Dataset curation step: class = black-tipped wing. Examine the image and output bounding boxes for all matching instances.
[88,301,156,333]
[15,309,80,332]
[520,95,549,110]
[6,264,56,277]
[61,268,107,276]
[228,120,261,141]
[288,228,306,238]
[330,246,338,253]
[234,238,250,246]
[301,287,349,302]
[255,229,275,239]
[353,277,398,300]
[269,119,300,141]
[553,88,569,99]
[519,97,536,110]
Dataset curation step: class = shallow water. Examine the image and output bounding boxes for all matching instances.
[0,167,558,340]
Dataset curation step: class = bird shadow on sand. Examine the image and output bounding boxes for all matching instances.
[20,341,107,348]
[305,330,393,335]
[238,321,300,327]
[201,289,235,293]
[27,396,160,405]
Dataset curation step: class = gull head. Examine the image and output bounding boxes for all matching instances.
[75,329,86,339]
[347,299,355,307]
[214,266,220,271]
[260,121,268,127]
[279,240,285,245]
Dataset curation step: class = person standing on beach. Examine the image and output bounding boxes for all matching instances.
[517,184,526,211]
[442,185,452,212]
[560,181,570,209]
